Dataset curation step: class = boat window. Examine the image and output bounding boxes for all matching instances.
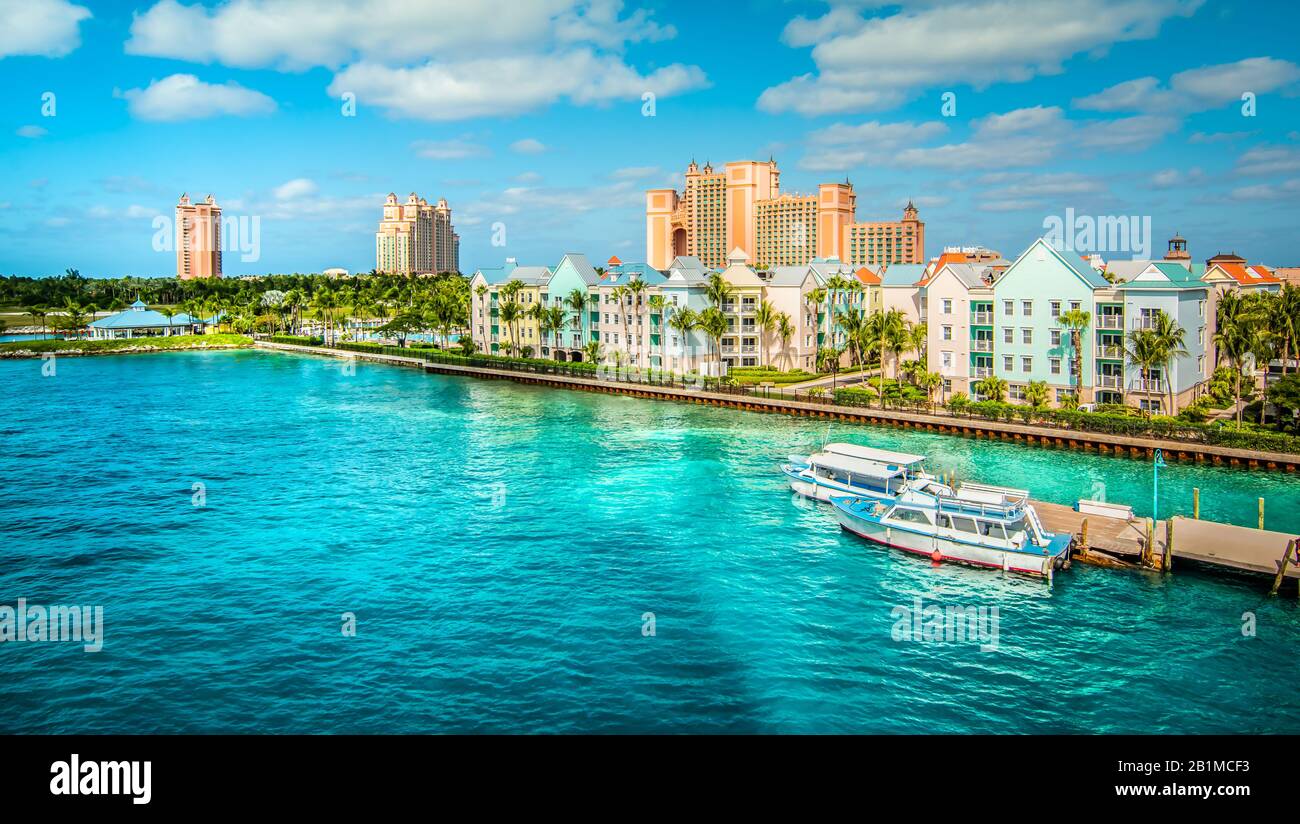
[948,516,979,534]
[1004,516,1027,535]
[890,507,932,526]
[978,521,1007,540]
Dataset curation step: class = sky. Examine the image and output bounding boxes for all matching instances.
[1,0,1298,278]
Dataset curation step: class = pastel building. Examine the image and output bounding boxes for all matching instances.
[468,260,551,356]
[659,256,714,374]
[924,262,997,400]
[844,202,926,268]
[175,194,222,279]
[591,258,668,369]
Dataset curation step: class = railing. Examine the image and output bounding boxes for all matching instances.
[972,339,993,352]
[1133,316,1159,330]
[1096,344,1123,359]
[971,312,993,325]
[1097,314,1123,329]
[1096,374,1122,389]
[972,366,993,377]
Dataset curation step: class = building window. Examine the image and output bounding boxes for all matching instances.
[1070,301,1081,311]
[1009,384,1026,401]
[1050,357,1061,375]
[1003,355,1013,371]
[1050,329,1061,346]
[1022,356,1032,373]
[1022,328,1033,345]
[942,325,953,341]
[1050,300,1061,318]
[942,298,953,314]
[1022,300,1033,316]
[1003,300,1013,316]
[1002,327,1012,344]
[1198,299,1205,319]
[941,351,953,369]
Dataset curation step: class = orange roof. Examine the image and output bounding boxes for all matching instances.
[607,255,623,266]
[918,251,967,285]
[854,266,881,285]
[1212,262,1280,285]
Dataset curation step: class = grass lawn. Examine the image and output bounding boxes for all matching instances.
[0,333,253,356]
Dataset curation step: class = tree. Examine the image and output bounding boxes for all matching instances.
[27,304,48,340]
[1124,328,1162,415]
[544,305,566,360]
[378,313,425,347]
[1214,290,1261,430]
[973,375,1008,402]
[776,312,794,371]
[667,306,699,374]
[565,288,588,357]
[1025,379,1050,410]
[1266,373,1300,431]
[698,306,728,379]
[755,299,777,368]
[916,370,942,406]
[1057,308,1091,402]
[1151,310,1189,417]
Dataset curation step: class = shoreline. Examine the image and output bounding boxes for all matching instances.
[0,335,253,359]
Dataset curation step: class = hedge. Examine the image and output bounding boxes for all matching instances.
[269,334,322,346]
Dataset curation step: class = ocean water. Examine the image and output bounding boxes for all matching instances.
[1,349,1297,734]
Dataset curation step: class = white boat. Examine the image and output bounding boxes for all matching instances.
[782,443,950,504]
[829,482,1072,579]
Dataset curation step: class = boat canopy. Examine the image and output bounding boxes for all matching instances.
[822,443,926,468]
[810,452,910,480]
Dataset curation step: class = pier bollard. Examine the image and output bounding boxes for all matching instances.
[1193,487,1200,520]
[1163,518,1174,573]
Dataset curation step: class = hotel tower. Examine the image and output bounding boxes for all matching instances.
[376,193,460,275]
[175,193,222,279]
[646,159,923,270]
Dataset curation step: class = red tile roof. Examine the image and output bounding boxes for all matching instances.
[1211,262,1280,284]
[607,255,622,266]
[854,266,881,285]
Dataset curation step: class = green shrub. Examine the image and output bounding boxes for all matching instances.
[270,334,322,346]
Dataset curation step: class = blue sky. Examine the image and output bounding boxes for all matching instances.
[1,0,1298,277]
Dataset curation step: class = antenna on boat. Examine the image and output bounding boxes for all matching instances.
[821,422,832,451]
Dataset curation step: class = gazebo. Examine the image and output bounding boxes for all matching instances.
[88,300,211,339]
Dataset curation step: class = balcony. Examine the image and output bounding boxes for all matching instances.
[1135,378,1162,392]
[741,345,757,354]
[972,339,993,352]
[721,345,737,354]
[1096,374,1122,389]
[721,302,736,313]
[1133,316,1159,330]
[971,312,993,325]
[972,366,993,378]
[1097,314,1123,330]
[1096,344,1123,360]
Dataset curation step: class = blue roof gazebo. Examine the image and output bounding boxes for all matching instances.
[88,300,212,339]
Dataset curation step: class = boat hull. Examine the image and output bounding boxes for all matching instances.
[782,465,895,505]
[832,502,1062,578]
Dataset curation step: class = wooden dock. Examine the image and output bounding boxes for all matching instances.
[1033,501,1299,579]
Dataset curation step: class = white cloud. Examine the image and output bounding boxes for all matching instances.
[1076,114,1179,151]
[1230,179,1300,201]
[801,119,949,171]
[510,138,547,155]
[331,52,705,120]
[1150,167,1204,189]
[759,0,1201,116]
[127,0,705,121]
[0,0,91,59]
[412,138,490,160]
[274,178,318,200]
[1074,57,1300,113]
[1234,145,1300,177]
[117,74,277,121]
[896,106,1069,170]
[16,125,48,138]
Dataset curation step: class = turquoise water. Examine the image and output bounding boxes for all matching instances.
[2,349,1298,733]
[0,334,63,342]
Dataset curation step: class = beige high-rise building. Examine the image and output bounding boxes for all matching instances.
[844,202,925,268]
[175,193,222,279]
[647,159,914,271]
[376,192,459,275]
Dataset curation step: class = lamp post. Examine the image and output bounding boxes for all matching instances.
[1153,448,1166,524]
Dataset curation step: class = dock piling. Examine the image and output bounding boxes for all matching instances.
[1193,487,1200,519]
[1269,539,1297,596]
[1163,518,1174,573]
[1258,498,1265,530]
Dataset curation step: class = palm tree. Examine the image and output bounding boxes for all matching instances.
[565,288,588,358]
[1273,285,1300,376]
[27,304,48,340]
[1151,310,1189,416]
[754,299,778,368]
[807,287,826,350]
[916,370,943,406]
[497,300,521,356]
[776,312,794,371]
[698,306,728,379]
[667,306,699,374]
[973,375,1008,402]
[1125,328,1162,415]
[1214,291,1258,429]
[1057,308,1092,403]
[1025,379,1050,410]
[625,277,648,369]
[816,347,843,393]
[823,274,853,349]
[583,340,604,366]
[544,305,566,359]
[837,307,867,373]
[907,322,928,367]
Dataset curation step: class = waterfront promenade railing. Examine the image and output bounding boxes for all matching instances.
[268,338,1300,456]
